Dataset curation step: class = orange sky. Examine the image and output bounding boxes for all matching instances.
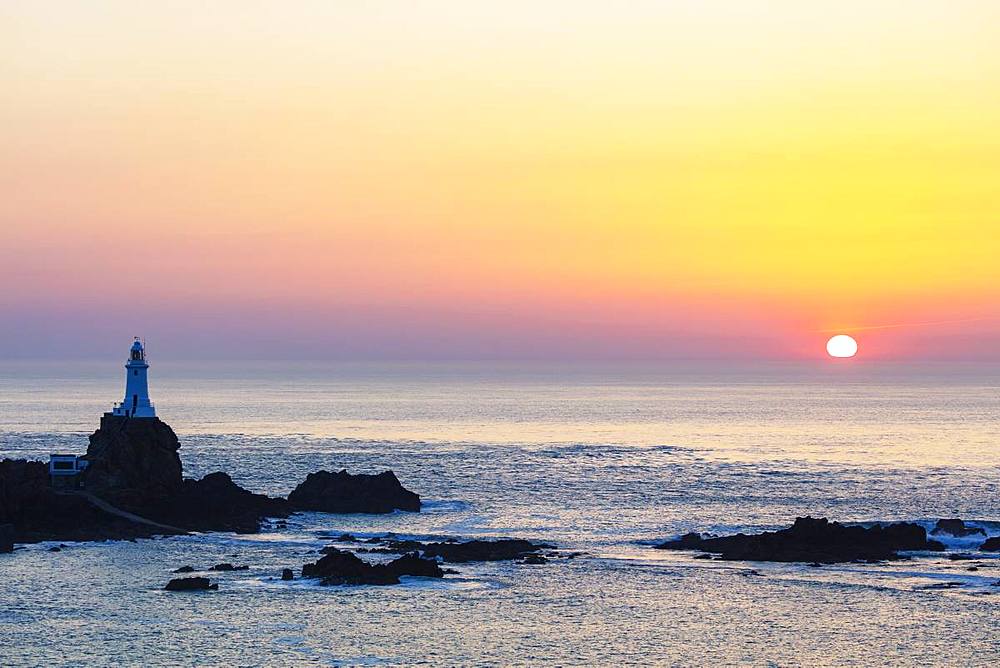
[2,1,999,360]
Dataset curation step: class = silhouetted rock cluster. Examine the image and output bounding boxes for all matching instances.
[1,458,165,544]
[364,537,550,563]
[150,472,291,534]
[980,537,1000,552]
[301,548,443,585]
[288,470,421,514]
[931,519,986,538]
[1,412,426,549]
[656,517,946,563]
[164,577,217,591]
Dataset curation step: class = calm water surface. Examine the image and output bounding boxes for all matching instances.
[1,361,999,666]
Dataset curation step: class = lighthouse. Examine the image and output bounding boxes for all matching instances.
[111,337,156,418]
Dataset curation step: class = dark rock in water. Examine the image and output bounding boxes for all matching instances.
[281,568,294,581]
[173,565,196,573]
[83,415,183,508]
[209,563,249,571]
[1,459,165,544]
[150,472,290,534]
[164,577,217,591]
[521,554,548,564]
[287,470,420,514]
[423,539,547,563]
[48,546,61,552]
[979,537,1000,552]
[83,416,289,535]
[949,553,975,561]
[656,517,945,564]
[336,533,358,542]
[369,537,550,563]
[0,523,13,553]
[301,548,444,586]
[931,519,986,538]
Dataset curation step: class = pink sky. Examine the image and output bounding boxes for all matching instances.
[2,2,999,361]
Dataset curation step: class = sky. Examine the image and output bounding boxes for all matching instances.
[2,1,999,361]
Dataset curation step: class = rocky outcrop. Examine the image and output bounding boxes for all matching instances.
[83,415,183,509]
[288,470,420,514]
[656,517,945,563]
[147,472,290,534]
[363,537,550,562]
[209,563,249,571]
[0,523,13,553]
[301,547,443,585]
[1,459,164,544]
[164,577,217,591]
[979,537,1000,552]
[931,519,986,538]
[5,414,427,546]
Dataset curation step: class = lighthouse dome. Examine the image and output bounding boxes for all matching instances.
[131,338,143,351]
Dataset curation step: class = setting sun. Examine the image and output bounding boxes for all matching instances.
[826,335,859,358]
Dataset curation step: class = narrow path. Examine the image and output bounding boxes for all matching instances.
[56,490,185,534]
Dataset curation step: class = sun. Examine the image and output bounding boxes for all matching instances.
[826,334,858,358]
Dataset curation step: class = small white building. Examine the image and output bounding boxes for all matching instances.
[111,337,156,418]
[49,454,88,487]
[48,454,89,476]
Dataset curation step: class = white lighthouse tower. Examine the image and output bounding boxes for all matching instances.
[111,337,156,418]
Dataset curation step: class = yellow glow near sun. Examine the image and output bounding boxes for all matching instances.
[826,335,858,358]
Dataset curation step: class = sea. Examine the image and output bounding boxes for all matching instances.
[1,360,999,667]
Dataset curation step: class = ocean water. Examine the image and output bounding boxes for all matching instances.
[1,360,999,666]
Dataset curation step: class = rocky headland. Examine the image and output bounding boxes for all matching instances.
[0,414,422,548]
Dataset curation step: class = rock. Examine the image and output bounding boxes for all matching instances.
[82,416,289,535]
[150,472,290,534]
[3,414,289,544]
[368,537,550,563]
[301,548,444,586]
[1,458,165,544]
[164,577,218,591]
[656,517,945,564]
[209,563,249,571]
[979,537,1000,552]
[423,539,548,563]
[172,565,195,573]
[287,470,420,514]
[0,524,13,553]
[931,519,986,538]
[83,414,183,508]
[48,546,61,552]
[521,554,548,564]
[281,568,294,581]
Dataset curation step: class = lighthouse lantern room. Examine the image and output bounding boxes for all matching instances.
[111,337,156,418]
